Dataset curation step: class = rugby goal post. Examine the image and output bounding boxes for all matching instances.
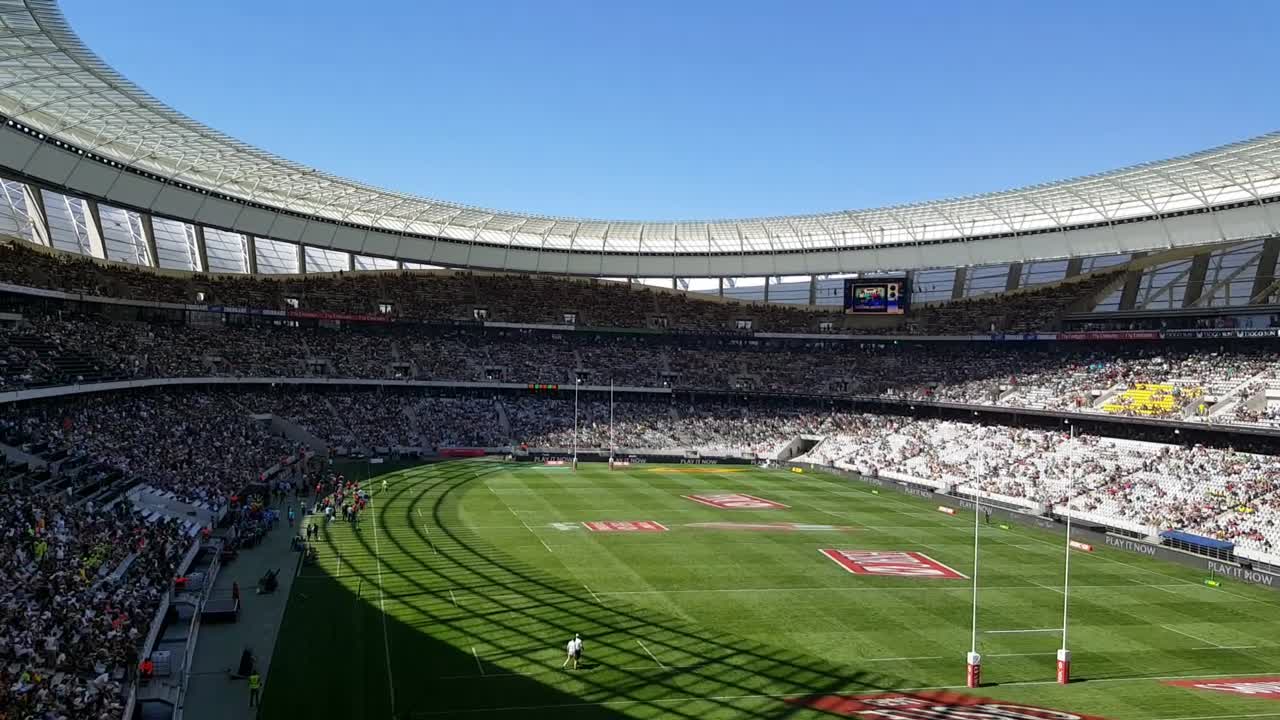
[965,452,1077,687]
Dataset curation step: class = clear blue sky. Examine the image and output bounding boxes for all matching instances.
[60,0,1280,222]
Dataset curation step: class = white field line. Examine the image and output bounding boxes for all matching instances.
[1151,715,1280,720]
[1032,580,1065,595]
[636,639,665,669]
[406,670,1280,716]
[865,655,943,662]
[584,584,603,604]
[437,665,701,680]
[489,485,554,553]
[983,628,1060,634]
[417,508,423,518]
[449,589,459,608]
[368,489,397,716]
[472,646,485,676]
[1191,646,1257,650]
[423,526,438,555]
[803,470,1263,596]
[595,582,1191,595]
[1161,624,1226,648]
[1131,578,1184,596]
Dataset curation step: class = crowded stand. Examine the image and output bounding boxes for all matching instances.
[512,398,859,457]
[3,391,295,510]
[4,311,1280,431]
[796,416,1280,564]
[0,240,1116,336]
[0,476,197,718]
[2,379,1280,717]
[249,390,505,450]
[3,232,1280,720]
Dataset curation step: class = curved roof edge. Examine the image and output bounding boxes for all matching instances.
[0,0,1277,272]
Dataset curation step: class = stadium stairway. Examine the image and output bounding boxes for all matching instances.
[0,438,48,470]
[1091,384,1125,409]
[493,398,512,441]
[401,401,424,438]
[1204,370,1271,419]
[264,412,327,453]
[6,333,119,385]
[128,483,220,529]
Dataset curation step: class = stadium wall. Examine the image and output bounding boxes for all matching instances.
[788,461,1280,591]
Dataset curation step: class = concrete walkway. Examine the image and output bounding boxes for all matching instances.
[183,513,305,720]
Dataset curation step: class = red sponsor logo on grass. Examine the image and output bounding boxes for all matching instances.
[820,550,968,579]
[686,522,853,532]
[1164,677,1280,700]
[787,692,1112,720]
[683,493,789,510]
[581,521,668,533]
[1069,540,1094,552]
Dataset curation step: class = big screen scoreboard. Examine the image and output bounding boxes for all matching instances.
[843,277,909,314]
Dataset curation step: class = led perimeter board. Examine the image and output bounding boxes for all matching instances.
[844,277,909,314]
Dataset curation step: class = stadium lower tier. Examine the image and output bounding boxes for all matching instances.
[6,384,1280,720]
[5,387,1280,564]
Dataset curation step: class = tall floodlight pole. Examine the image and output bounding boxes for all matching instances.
[1059,423,1075,683]
[573,377,580,468]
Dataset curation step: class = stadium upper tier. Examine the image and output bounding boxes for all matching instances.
[2,1,1280,277]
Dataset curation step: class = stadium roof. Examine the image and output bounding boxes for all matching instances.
[0,0,1279,275]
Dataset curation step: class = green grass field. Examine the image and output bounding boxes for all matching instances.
[260,460,1280,720]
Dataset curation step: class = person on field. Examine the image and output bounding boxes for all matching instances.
[562,633,583,670]
[248,671,261,707]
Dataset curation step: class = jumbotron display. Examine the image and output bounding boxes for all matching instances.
[844,277,909,314]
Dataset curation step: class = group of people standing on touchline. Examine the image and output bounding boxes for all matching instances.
[314,473,370,529]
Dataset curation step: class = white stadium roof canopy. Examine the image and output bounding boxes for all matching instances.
[1,0,1280,277]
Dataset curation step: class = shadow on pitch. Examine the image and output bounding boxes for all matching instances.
[267,459,925,719]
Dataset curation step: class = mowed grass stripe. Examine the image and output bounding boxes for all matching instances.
[262,460,1280,720]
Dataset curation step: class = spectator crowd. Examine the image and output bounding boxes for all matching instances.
[795,415,1280,564]
[1,237,1280,716]
[3,311,1280,430]
[0,239,1116,336]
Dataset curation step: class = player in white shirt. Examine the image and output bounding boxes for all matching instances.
[561,633,583,670]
